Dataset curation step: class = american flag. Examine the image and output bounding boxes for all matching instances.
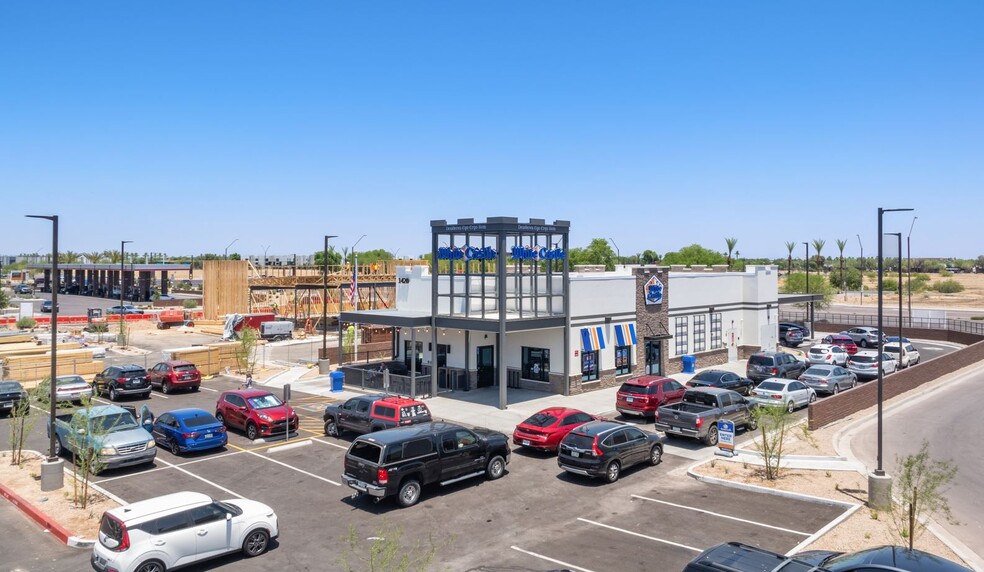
[348,263,358,307]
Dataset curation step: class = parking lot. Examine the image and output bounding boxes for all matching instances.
[0,370,860,572]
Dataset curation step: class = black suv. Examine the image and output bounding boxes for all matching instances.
[684,542,828,572]
[323,394,432,436]
[746,351,807,382]
[342,422,510,508]
[557,420,663,483]
[92,364,152,401]
[778,323,805,347]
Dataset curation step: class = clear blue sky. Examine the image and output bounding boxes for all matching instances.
[2,2,981,260]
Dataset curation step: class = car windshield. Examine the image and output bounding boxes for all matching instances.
[182,413,220,427]
[692,371,720,381]
[851,356,876,363]
[92,413,137,432]
[248,394,283,409]
[748,355,774,366]
[884,347,900,354]
[0,382,23,392]
[756,381,785,391]
[348,441,382,464]
[809,348,826,354]
[618,383,653,395]
[121,370,146,378]
[522,413,558,427]
[804,368,832,376]
[174,365,197,373]
[57,376,86,385]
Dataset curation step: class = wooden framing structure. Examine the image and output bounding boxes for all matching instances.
[203,260,249,320]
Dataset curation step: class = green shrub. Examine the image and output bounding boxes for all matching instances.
[87,322,109,333]
[829,267,862,290]
[15,317,37,329]
[182,299,197,309]
[882,278,899,292]
[914,273,931,281]
[939,269,953,278]
[932,279,964,293]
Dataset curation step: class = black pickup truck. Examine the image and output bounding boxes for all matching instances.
[342,421,510,507]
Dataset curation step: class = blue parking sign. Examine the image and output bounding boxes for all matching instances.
[717,419,735,454]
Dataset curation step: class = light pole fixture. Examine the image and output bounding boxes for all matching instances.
[856,234,864,306]
[26,214,63,490]
[224,238,239,260]
[802,241,811,337]
[875,208,913,478]
[608,238,620,267]
[120,240,133,342]
[350,234,366,361]
[907,217,917,322]
[322,235,338,361]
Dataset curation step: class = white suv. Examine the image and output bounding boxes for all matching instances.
[91,491,278,572]
[884,342,921,368]
[807,344,849,366]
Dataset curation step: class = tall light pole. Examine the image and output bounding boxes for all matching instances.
[802,241,811,337]
[120,240,133,343]
[26,215,63,491]
[224,238,239,260]
[871,207,913,512]
[856,234,864,306]
[322,235,338,368]
[608,238,620,267]
[351,234,366,361]
[907,217,917,322]
[261,244,271,274]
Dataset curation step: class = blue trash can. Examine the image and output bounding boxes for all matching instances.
[681,355,696,374]
[329,371,344,392]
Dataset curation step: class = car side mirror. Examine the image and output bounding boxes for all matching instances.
[75,428,87,435]
[226,512,232,521]
[239,406,248,412]
[143,420,154,431]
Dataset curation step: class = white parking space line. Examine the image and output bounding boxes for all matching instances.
[631,495,811,536]
[312,437,349,451]
[245,449,341,486]
[576,518,702,553]
[152,393,169,399]
[95,465,173,484]
[93,450,248,484]
[509,546,597,572]
[267,440,311,453]
[155,457,244,498]
[200,387,218,393]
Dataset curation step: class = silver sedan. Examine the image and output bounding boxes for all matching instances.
[36,375,93,403]
[798,365,857,396]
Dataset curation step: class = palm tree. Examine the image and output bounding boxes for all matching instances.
[84,251,104,264]
[105,250,122,264]
[812,239,826,273]
[785,241,796,274]
[725,237,738,270]
[59,251,81,264]
[836,239,848,292]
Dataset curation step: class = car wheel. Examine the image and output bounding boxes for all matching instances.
[242,529,270,557]
[108,386,118,401]
[192,385,200,392]
[134,559,166,572]
[324,419,339,437]
[53,437,63,457]
[162,382,171,394]
[486,455,506,480]
[787,400,796,413]
[833,384,840,395]
[397,479,422,507]
[168,438,180,455]
[860,340,869,348]
[809,392,817,404]
[704,426,719,446]
[851,377,857,389]
[216,412,225,424]
[747,417,758,431]
[649,445,663,466]
[143,391,151,399]
[246,422,259,441]
[604,460,621,483]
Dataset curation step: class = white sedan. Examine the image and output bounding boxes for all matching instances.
[807,344,849,366]
[847,351,898,379]
[36,375,94,403]
[749,378,817,413]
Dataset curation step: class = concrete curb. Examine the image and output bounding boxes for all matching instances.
[685,458,857,509]
[0,479,77,547]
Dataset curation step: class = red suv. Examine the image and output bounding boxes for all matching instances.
[215,389,298,441]
[148,360,202,394]
[822,334,859,355]
[615,376,686,418]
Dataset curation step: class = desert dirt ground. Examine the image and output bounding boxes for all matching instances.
[784,271,984,313]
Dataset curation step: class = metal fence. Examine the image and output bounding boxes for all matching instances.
[339,364,463,399]
[780,311,984,336]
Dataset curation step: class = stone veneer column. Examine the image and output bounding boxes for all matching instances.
[634,266,670,377]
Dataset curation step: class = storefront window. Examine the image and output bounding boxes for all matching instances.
[694,315,706,353]
[522,347,550,382]
[614,346,631,376]
[404,340,423,373]
[674,317,688,356]
[710,313,723,349]
[581,351,598,381]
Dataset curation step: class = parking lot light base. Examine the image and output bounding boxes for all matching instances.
[867,471,892,511]
[40,458,64,492]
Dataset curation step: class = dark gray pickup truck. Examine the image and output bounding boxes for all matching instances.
[654,387,757,446]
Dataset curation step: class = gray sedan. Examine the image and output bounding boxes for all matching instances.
[798,365,857,395]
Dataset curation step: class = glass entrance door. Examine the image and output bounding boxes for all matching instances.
[645,338,662,376]
[476,345,495,388]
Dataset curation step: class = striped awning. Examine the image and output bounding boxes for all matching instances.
[614,324,637,346]
[580,327,606,352]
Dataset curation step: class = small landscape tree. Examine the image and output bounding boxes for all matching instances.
[785,241,796,274]
[236,326,259,374]
[68,394,118,508]
[750,404,794,481]
[725,237,738,270]
[890,440,959,550]
[8,392,38,467]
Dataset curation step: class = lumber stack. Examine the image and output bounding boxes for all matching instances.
[163,342,244,375]
[0,333,35,345]
[0,342,82,358]
[2,349,104,381]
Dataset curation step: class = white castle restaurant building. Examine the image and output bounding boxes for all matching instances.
[340,217,781,409]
